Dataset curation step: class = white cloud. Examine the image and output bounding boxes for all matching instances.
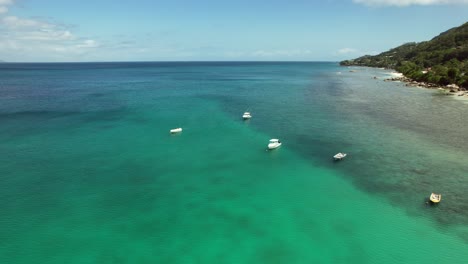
[0,1,101,62]
[18,30,75,41]
[334,48,378,57]
[0,0,12,14]
[0,0,109,61]
[51,40,100,53]
[225,51,246,58]
[0,0,13,5]
[353,0,468,6]
[1,15,78,42]
[337,48,358,54]
[3,15,50,28]
[0,13,101,61]
[76,39,99,49]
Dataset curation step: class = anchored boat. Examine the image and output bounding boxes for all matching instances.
[268,139,282,150]
[429,193,441,203]
[333,152,347,160]
[170,127,183,134]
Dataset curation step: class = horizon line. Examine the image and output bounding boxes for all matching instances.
[0,60,340,64]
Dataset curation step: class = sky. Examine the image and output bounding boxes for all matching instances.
[0,0,466,62]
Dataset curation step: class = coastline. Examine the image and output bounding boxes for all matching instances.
[347,66,468,99]
[384,73,468,98]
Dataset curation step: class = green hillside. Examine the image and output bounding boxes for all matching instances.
[341,22,468,88]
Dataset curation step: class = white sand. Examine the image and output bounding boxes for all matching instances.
[389,72,404,78]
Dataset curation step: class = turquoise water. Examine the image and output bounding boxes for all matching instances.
[1,62,468,263]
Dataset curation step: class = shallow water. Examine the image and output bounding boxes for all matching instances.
[1,62,468,263]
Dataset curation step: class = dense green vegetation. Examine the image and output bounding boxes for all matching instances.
[341,22,468,88]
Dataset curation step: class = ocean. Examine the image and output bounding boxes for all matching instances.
[1,62,468,263]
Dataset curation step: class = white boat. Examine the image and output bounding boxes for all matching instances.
[429,193,441,203]
[242,112,252,119]
[268,139,282,149]
[333,152,347,160]
[170,127,182,133]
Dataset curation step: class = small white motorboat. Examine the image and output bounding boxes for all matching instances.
[333,152,347,160]
[429,193,441,203]
[170,127,182,134]
[268,139,282,150]
[243,112,252,119]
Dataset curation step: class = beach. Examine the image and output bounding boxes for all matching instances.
[380,70,468,98]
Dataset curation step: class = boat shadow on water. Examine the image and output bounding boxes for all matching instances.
[425,199,441,208]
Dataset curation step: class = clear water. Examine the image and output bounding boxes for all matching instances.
[1,62,468,263]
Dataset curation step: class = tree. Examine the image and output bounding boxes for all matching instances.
[339,21,468,87]
[447,68,459,83]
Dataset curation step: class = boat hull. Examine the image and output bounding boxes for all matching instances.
[170,128,182,133]
[268,143,282,149]
[242,112,251,119]
[333,153,347,160]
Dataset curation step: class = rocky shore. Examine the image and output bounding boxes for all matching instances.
[383,75,468,97]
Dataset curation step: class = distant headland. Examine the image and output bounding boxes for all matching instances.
[340,22,468,92]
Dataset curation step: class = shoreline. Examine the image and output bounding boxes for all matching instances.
[349,66,468,98]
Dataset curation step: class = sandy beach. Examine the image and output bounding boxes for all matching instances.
[383,71,468,99]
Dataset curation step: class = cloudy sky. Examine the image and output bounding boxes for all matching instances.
[0,0,466,62]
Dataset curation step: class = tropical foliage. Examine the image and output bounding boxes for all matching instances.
[340,22,468,88]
